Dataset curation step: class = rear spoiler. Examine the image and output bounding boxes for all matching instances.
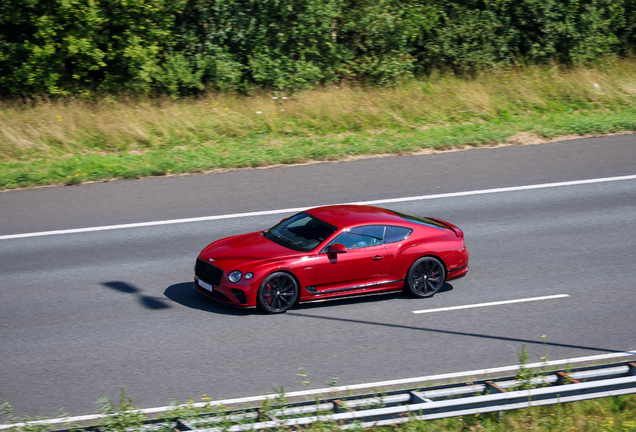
[425,217,464,238]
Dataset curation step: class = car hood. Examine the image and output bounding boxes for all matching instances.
[198,231,298,270]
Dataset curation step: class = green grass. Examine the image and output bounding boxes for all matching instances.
[1,59,635,190]
[1,110,634,190]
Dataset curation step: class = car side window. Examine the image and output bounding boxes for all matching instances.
[330,225,385,250]
[383,225,413,244]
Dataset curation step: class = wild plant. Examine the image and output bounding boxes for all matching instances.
[96,388,146,432]
[514,344,536,391]
[0,400,57,432]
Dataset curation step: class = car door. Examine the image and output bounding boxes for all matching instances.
[314,225,388,292]
[377,225,414,283]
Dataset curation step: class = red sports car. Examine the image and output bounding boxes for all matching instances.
[194,205,468,313]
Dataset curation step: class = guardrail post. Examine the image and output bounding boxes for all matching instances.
[333,399,355,413]
[556,371,581,385]
[628,363,636,376]
[485,381,507,393]
[409,391,434,404]
[175,419,192,431]
[484,381,506,421]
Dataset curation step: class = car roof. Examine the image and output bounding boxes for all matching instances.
[305,205,407,228]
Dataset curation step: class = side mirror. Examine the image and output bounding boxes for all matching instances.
[327,243,347,254]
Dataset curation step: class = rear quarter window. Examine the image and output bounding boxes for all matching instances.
[328,225,385,250]
[389,210,448,230]
[384,226,413,244]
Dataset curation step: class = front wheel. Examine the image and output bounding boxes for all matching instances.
[256,272,299,314]
[406,257,446,298]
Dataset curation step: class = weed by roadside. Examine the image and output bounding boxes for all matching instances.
[0,400,77,432]
[96,388,146,432]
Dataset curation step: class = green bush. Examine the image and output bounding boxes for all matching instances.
[0,0,634,96]
[0,0,187,95]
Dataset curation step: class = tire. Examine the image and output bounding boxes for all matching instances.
[405,256,446,298]
[256,272,299,314]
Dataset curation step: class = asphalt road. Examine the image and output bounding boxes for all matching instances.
[1,135,635,419]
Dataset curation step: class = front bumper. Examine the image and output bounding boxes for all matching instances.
[193,276,252,306]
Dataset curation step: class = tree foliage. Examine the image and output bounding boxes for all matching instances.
[1,0,634,96]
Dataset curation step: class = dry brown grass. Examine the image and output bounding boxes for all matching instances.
[1,59,635,162]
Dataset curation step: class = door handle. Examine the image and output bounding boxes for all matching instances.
[372,255,384,260]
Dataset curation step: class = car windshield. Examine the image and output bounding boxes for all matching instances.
[264,212,337,252]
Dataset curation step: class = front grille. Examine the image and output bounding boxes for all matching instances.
[195,259,223,286]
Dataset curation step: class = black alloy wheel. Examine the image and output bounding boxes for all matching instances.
[257,272,299,314]
[406,256,446,298]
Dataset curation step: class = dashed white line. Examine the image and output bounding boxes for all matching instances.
[1,174,635,241]
[412,294,570,314]
[2,349,634,429]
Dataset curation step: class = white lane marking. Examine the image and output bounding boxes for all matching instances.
[1,174,635,241]
[412,294,570,314]
[0,207,309,241]
[2,349,634,429]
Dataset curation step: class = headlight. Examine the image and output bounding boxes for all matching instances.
[228,271,242,283]
[244,272,254,280]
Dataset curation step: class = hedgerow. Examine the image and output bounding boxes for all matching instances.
[1,0,635,97]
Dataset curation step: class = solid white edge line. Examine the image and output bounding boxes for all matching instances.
[2,349,635,429]
[1,174,635,241]
[412,294,570,314]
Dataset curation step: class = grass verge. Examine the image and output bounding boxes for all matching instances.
[1,59,635,190]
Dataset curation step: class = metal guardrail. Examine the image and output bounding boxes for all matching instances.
[169,361,636,432]
[217,376,636,431]
[4,361,636,432]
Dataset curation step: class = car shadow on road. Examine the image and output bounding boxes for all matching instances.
[295,282,454,311]
[163,281,453,315]
[103,281,173,310]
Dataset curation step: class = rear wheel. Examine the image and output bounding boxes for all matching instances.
[406,257,446,298]
[256,272,299,314]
